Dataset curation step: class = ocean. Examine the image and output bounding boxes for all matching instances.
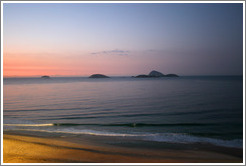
[3,76,243,149]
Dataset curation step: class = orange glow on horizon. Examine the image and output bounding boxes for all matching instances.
[3,52,141,77]
[3,52,92,77]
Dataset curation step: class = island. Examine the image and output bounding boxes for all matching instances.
[165,74,179,77]
[135,75,150,78]
[135,70,179,78]
[89,74,110,78]
[149,70,165,77]
[41,76,50,79]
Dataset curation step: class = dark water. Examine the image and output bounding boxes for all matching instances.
[3,76,243,148]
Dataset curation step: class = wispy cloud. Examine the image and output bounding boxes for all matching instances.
[91,49,130,56]
[146,49,157,52]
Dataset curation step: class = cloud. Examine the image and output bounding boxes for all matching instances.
[91,49,130,56]
[146,49,156,52]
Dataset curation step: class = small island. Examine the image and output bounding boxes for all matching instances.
[135,70,179,78]
[89,74,110,78]
[41,75,50,79]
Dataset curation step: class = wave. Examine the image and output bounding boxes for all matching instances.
[144,133,243,148]
[12,128,152,137]
[4,122,216,128]
[4,123,54,127]
[9,128,242,149]
[4,122,242,148]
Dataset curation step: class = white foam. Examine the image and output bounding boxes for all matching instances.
[8,128,243,148]
[143,133,243,148]
[14,128,157,137]
[4,123,54,127]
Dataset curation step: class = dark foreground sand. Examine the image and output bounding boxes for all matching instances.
[3,133,243,163]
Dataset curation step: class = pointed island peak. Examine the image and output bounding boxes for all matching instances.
[149,70,165,77]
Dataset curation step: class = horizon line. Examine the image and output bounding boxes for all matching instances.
[3,74,244,78]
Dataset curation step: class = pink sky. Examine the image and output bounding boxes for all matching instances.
[3,51,158,77]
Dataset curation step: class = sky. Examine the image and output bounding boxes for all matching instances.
[3,3,244,76]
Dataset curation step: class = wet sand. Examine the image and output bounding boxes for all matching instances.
[3,133,243,163]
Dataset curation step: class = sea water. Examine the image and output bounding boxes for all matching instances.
[3,76,243,148]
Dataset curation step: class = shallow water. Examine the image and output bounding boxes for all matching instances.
[3,76,243,148]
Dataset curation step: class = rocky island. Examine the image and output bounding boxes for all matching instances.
[89,74,110,78]
[41,75,50,79]
[135,70,179,78]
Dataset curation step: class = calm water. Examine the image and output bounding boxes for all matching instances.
[3,76,243,148]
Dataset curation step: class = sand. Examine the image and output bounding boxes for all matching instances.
[3,133,243,163]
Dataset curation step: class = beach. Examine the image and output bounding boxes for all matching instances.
[3,132,243,163]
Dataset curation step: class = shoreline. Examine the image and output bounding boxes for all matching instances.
[3,132,243,163]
